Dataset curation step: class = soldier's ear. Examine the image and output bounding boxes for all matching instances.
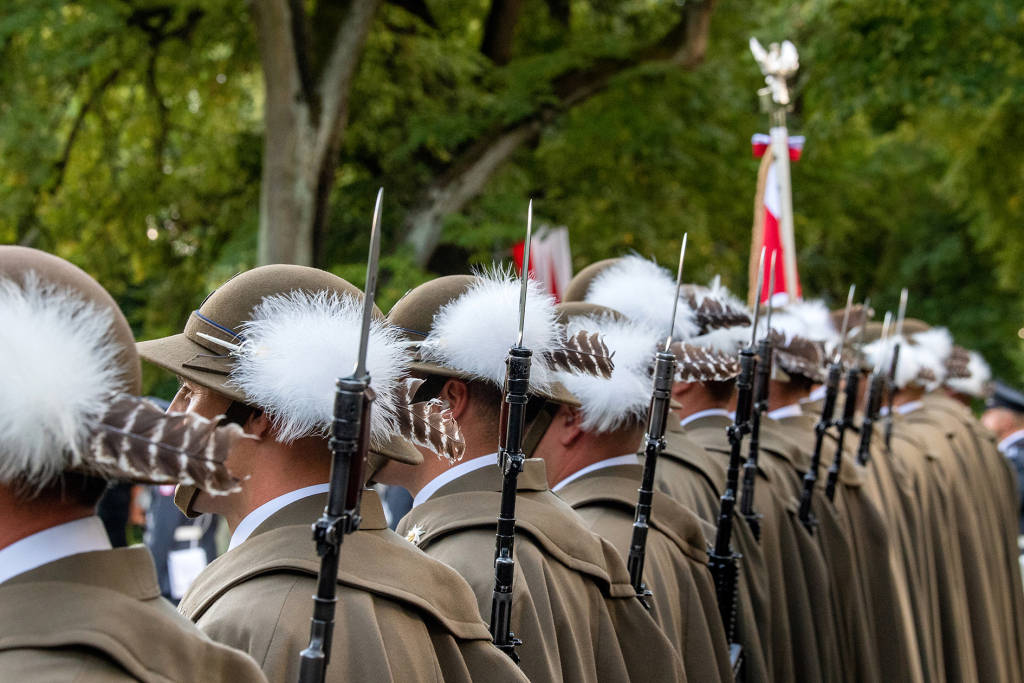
[439,378,470,421]
[245,410,274,439]
[559,406,584,447]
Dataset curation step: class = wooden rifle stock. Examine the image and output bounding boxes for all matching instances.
[490,346,532,664]
[626,349,676,608]
[298,377,372,683]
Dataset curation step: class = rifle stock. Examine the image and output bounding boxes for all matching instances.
[490,345,532,664]
[740,335,772,542]
[825,367,860,501]
[627,349,676,608]
[298,377,372,683]
[708,345,756,678]
[798,362,841,531]
[856,372,885,466]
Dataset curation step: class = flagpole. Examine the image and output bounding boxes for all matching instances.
[770,114,799,302]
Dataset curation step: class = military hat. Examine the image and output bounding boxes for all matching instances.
[946,348,991,398]
[138,265,421,466]
[0,247,245,494]
[986,381,1024,413]
[387,272,581,406]
[863,319,951,390]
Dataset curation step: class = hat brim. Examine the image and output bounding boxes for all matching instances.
[137,333,249,404]
[371,434,423,466]
[407,360,582,408]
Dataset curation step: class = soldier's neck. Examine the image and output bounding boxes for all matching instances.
[0,485,94,551]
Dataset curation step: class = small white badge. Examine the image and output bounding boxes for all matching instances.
[168,547,208,599]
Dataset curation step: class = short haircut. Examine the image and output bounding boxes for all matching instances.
[415,374,546,431]
[704,379,737,404]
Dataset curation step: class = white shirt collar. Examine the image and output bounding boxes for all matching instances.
[896,400,923,415]
[767,403,803,420]
[802,385,827,403]
[999,428,1024,453]
[0,516,111,585]
[229,483,330,550]
[552,454,642,492]
[681,408,732,427]
[413,453,499,509]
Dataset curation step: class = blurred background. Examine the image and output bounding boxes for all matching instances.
[1,0,1022,403]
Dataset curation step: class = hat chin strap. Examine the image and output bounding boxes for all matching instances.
[521,400,560,458]
[174,484,203,519]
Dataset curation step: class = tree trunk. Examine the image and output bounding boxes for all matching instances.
[403,0,718,269]
[251,0,380,266]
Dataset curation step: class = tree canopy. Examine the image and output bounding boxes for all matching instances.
[1,0,1021,399]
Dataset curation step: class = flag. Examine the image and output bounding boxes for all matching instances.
[512,225,573,302]
[750,133,804,306]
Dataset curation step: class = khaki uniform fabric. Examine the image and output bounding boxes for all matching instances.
[658,420,773,683]
[686,413,844,683]
[0,546,267,683]
[180,490,528,683]
[396,458,686,683]
[555,462,733,683]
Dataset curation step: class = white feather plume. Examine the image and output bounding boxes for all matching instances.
[768,299,836,345]
[419,268,560,392]
[557,313,660,433]
[690,324,753,356]
[231,290,407,445]
[694,275,749,314]
[583,255,697,340]
[865,327,952,391]
[0,274,126,487]
[947,350,991,397]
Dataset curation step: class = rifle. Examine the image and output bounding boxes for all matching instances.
[798,285,854,531]
[708,247,765,679]
[825,297,868,502]
[627,235,687,609]
[298,189,384,683]
[883,289,908,451]
[739,251,776,543]
[489,200,535,664]
[855,312,892,467]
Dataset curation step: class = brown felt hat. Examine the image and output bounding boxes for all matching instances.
[387,275,581,407]
[861,317,930,344]
[0,246,141,396]
[138,264,421,467]
[562,258,621,303]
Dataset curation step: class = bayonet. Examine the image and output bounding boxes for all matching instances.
[709,247,765,679]
[628,235,687,610]
[884,289,909,449]
[299,189,385,683]
[490,201,535,664]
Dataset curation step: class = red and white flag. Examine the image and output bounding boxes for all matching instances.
[513,225,573,302]
[751,133,804,305]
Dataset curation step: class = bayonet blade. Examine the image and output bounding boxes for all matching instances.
[894,288,909,340]
[835,284,855,362]
[874,311,892,375]
[516,200,533,348]
[355,188,384,378]
[763,250,778,340]
[665,234,688,350]
[749,248,767,348]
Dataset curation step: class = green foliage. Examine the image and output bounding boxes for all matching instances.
[2,0,1022,396]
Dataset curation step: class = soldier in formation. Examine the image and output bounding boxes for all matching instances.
[3,239,1024,683]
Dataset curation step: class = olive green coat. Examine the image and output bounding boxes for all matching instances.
[180,490,529,683]
[0,546,267,683]
[396,458,686,683]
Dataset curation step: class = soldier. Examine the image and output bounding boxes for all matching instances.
[381,272,686,683]
[137,265,530,683]
[984,381,1024,531]
[535,301,733,683]
[0,246,268,683]
[562,258,775,683]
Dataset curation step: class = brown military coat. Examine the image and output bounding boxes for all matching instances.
[0,546,267,683]
[658,420,774,683]
[775,410,920,683]
[556,463,733,683]
[687,413,845,683]
[891,413,981,683]
[396,459,686,683]
[180,490,529,683]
